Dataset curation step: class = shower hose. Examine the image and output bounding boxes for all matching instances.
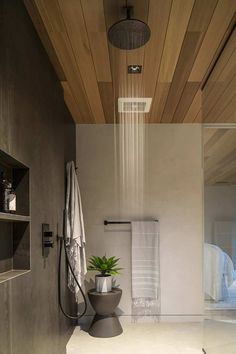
[58,234,87,320]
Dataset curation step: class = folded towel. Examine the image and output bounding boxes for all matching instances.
[131,221,159,300]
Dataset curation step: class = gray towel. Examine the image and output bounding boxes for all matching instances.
[65,161,87,301]
[131,221,159,300]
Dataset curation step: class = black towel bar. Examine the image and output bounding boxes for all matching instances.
[104,220,158,225]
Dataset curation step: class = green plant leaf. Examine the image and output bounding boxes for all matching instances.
[87,254,123,275]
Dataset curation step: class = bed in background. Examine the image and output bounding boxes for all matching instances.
[204,243,235,302]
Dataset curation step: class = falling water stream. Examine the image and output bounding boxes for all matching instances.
[114,112,145,218]
[109,22,161,319]
[112,38,146,219]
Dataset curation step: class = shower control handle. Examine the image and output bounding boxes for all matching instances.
[44,231,53,237]
[44,240,54,248]
[42,223,54,257]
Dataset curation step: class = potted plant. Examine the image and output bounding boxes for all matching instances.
[88,255,122,293]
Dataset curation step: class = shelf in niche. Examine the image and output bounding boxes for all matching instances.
[0,212,30,222]
[0,149,30,283]
[0,269,30,283]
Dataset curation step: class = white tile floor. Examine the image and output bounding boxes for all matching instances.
[66,317,236,354]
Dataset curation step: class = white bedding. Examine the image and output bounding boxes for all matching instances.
[204,243,235,302]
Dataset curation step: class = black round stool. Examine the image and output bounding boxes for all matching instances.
[88,288,123,338]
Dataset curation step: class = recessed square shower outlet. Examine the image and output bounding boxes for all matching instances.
[118,97,152,113]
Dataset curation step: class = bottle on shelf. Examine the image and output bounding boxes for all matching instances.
[0,172,16,213]
[8,184,16,213]
[0,172,9,212]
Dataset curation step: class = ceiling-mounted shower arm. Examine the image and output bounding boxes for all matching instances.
[125,6,133,20]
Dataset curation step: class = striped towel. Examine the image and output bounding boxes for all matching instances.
[131,221,159,300]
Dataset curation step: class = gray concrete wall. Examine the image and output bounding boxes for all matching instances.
[76,124,204,320]
[0,1,75,353]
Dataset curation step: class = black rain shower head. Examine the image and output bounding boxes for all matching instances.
[108,6,151,50]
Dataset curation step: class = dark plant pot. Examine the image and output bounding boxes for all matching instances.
[95,275,112,293]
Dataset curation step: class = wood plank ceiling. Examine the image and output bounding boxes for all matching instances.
[204,128,236,185]
[24,0,236,124]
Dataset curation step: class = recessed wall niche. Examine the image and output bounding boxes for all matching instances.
[0,150,30,282]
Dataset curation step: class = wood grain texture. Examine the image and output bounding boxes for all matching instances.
[174,83,200,122]
[202,31,236,123]
[61,81,86,124]
[189,0,236,82]
[57,0,106,123]
[126,0,149,98]
[162,0,234,124]
[143,0,172,116]
[81,0,112,83]
[161,32,202,123]
[25,0,236,124]
[203,74,236,122]
[149,83,170,123]
[194,110,202,123]
[162,0,218,123]
[23,0,66,80]
[98,82,115,123]
[183,89,202,123]
[204,129,236,185]
[203,29,236,98]
[216,94,236,123]
[33,0,94,123]
[158,0,195,83]
[150,0,195,122]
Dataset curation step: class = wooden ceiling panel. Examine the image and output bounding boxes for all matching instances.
[215,94,236,123]
[202,29,236,124]
[158,0,195,83]
[24,0,66,81]
[81,0,112,83]
[183,89,202,123]
[61,81,84,124]
[203,74,236,123]
[126,0,149,97]
[31,0,94,123]
[204,129,236,185]
[203,29,236,96]
[143,0,172,98]
[57,0,106,123]
[51,31,94,123]
[149,83,170,123]
[204,129,228,157]
[161,31,202,123]
[98,82,114,123]
[173,83,200,122]
[164,0,218,123]
[24,0,236,125]
[150,0,195,122]
[194,110,202,122]
[189,0,236,82]
[103,0,127,121]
